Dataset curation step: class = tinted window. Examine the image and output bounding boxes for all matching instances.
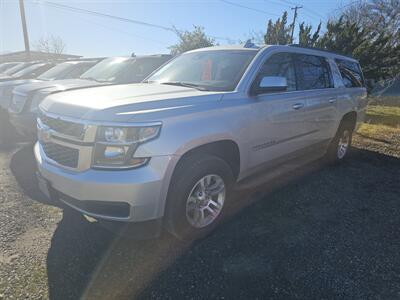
[255,52,296,92]
[66,62,96,79]
[38,63,74,80]
[295,54,332,90]
[117,57,170,83]
[3,63,31,75]
[335,59,364,88]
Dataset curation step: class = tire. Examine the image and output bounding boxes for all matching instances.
[325,121,354,164]
[165,153,234,240]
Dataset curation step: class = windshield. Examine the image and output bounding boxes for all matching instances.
[3,63,30,75]
[80,57,131,82]
[12,63,47,77]
[0,63,18,73]
[38,63,74,81]
[147,50,257,91]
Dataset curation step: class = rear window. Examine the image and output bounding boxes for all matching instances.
[335,59,364,88]
[294,54,332,90]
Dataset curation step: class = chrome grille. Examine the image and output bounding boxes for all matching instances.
[39,112,86,139]
[42,142,79,168]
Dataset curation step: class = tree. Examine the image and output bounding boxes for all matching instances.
[342,0,400,46]
[33,35,66,55]
[169,26,215,55]
[264,11,292,45]
[298,22,321,47]
[318,17,400,80]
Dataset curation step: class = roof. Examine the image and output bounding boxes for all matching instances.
[186,44,358,62]
[188,45,262,53]
[0,51,81,63]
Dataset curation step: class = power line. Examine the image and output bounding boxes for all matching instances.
[331,0,363,12]
[277,0,325,20]
[263,0,322,23]
[35,1,235,42]
[219,0,281,17]
[37,1,176,32]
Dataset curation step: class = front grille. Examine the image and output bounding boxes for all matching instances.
[39,113,85,139]
[42,142,79,168]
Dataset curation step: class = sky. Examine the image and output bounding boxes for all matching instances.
[1,0,354,58]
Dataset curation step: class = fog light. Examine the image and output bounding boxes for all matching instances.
[104,146,126,159]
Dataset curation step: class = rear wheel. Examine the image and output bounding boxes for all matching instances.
[165,154,234,240]
[326,121,353,163]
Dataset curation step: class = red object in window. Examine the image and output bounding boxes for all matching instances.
[202,59,213,81]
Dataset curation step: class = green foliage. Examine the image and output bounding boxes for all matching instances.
[264,11,292,45]
[318,17,400,80]
[298,22,321,47]
[169,26,215,55]
[261,0,400,81]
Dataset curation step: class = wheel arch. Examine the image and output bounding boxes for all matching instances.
[174,139,241,181]
[340,110,357,131]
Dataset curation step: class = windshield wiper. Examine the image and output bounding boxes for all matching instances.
[161,81,209,91]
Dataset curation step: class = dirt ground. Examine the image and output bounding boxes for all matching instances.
[0,108,399,299]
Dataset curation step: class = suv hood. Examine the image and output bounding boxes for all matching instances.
[40,83,225,122]
[14,78,106,95]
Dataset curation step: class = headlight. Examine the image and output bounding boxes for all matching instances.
[30,93,48,113]
[92,124,161,169]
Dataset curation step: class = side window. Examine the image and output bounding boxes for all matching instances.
[335,59,364,88]
[295,54,332,90]
[254,52,297,92]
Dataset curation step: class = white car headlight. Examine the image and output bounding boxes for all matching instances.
[92,124,161,169]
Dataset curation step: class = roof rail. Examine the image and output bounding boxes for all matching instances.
[287,44,355,60]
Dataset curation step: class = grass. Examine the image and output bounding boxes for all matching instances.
[365,105,400,128]
[354,103,400,158]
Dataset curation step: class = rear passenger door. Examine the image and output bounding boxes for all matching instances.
[293,53,338,144]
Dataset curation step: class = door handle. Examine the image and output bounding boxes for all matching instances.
[292,103,304,110]
[328,97,337,104]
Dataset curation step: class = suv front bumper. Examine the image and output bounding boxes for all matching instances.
[34,142,175,222]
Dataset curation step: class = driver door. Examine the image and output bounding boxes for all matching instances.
[246,52,309,169]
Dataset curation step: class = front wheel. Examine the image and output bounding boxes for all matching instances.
[165,154,234,240]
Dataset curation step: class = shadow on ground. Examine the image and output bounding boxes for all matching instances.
[9,144,62,207]
[0,109,23,148]
[28,148,399,299]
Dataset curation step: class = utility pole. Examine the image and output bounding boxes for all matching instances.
[19,0,31,60]
[290,5,302,44]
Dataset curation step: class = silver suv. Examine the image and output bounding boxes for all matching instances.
[35,45,367,239]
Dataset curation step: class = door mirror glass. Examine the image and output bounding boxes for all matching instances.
[258,76,287,92]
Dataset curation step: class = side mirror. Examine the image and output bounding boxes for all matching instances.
[254,76,288,94]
